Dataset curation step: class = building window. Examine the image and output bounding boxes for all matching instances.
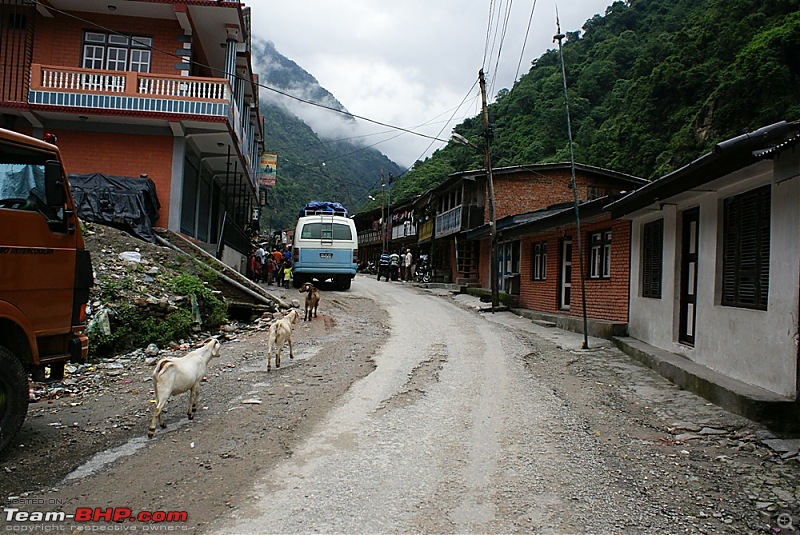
[587,186,609,200]
[532,241,547,280]
[589,230,611,279]
[641,219,663,298]
[722,185,770,310]
[82,31,152,72]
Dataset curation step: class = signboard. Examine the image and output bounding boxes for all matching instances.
[259,153,277,188]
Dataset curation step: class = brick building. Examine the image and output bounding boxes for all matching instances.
[0,0,263,268]
[482,197,632,337]
[431,163,644,290]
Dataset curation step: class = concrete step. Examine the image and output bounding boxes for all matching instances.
[532,319,557,328]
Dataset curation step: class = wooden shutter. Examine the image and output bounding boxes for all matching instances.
[722,186,770,309]
[642,219,663,298]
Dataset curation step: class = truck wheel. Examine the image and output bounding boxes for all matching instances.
[0,346,29,452]
[339,276,352,290]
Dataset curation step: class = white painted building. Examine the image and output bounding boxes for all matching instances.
[609,121,800,399]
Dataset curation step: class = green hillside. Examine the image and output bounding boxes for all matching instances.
[389,0,800,205]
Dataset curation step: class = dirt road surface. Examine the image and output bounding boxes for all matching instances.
[2,275,799,533]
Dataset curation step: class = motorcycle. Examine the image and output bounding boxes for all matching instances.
[415,260,432,283]
[358,260,377,275]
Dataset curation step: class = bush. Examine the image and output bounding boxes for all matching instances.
[170,273,227,328]
[87,273,227,358]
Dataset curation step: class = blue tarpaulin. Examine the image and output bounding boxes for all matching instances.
[299,201,348,217]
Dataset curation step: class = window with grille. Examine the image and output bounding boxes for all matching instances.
[641,219,663,298]
[82,31,152,72]
[531,241,547,280]
[589,230,611,279]
[722,186,770,310]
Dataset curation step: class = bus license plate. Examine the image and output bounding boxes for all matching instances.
[319,253,333,259]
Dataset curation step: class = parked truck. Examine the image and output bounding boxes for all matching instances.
[0,128,93,452]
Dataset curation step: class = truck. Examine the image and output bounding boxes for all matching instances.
[292,201,358,290]
[0,128,93,452]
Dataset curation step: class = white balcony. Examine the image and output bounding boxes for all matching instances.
[435,206,462,237]
[28,64,260,186]
[391,220,416,240]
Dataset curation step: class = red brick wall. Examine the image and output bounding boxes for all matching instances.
[56,130,174,227]
[516,217,631,323]
[489,170,632,220]
[34,13,182,76]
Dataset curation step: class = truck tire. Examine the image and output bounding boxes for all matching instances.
[0,346,29,452]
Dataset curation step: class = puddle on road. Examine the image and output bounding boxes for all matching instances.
[63,437,148,482]
[62,418,192,483]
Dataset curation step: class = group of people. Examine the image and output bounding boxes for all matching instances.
[248,244,293,289]
[377,248,413,282]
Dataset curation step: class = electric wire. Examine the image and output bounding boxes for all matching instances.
[488,0,514,98]
[514,0,538,82]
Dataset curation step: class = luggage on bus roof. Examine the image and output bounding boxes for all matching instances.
[299,201,348,217]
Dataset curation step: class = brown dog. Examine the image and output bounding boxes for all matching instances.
[298,282,320,321]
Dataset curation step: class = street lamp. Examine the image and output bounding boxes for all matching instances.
[450,71,499,312]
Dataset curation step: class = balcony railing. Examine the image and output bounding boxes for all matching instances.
[357,229,382,246]
[435,207,461,237]
[418,220,434,242]
[435,204,484,238]
[28,64,262,186]
[31,64,231,106]
[391,221,416,240]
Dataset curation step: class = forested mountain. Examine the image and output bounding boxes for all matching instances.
[388,0,800,205]
[252,39,402,231]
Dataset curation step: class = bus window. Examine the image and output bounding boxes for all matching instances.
[300,222,353,240]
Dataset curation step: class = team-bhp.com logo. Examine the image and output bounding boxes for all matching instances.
[4,506,188,523]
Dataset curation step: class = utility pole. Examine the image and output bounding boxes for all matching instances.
[380,170,386,251]
[554,15,590,349]
[386,173,393,251]
[479,69,499,312]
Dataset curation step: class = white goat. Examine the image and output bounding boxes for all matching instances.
[298,282,320,321]
[267,309,299,371]
[147,337,221,438]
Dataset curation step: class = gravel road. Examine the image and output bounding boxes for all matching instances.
[211,277,800,534]
[3,274,799,534]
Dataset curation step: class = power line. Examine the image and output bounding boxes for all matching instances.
[489,0,515,98]
[514,0,539,83]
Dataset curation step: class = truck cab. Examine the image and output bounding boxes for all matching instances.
[0,128,93,452]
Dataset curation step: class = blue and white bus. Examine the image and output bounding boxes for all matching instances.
[292,202,358,290]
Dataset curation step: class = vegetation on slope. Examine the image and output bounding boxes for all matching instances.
[389,0,800,204]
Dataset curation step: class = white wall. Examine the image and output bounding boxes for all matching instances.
[628,158,800,397]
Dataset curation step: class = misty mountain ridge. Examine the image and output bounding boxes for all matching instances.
[251,38,401,231]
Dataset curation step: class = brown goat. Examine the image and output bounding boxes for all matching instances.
[298,282,320,321]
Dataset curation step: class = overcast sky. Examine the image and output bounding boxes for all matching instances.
[249,1,612,169]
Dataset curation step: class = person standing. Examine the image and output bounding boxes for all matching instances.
[255,244,266,282]
[403,249,413,282]
[272,247,283,267]
[389,250,400,281]
[282,260,293,289]
[275,257,285,288]
[247,249,257,281]
[378,250,390,281]
[266,256,275,285]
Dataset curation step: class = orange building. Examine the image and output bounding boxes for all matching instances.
[0,0,263,266]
